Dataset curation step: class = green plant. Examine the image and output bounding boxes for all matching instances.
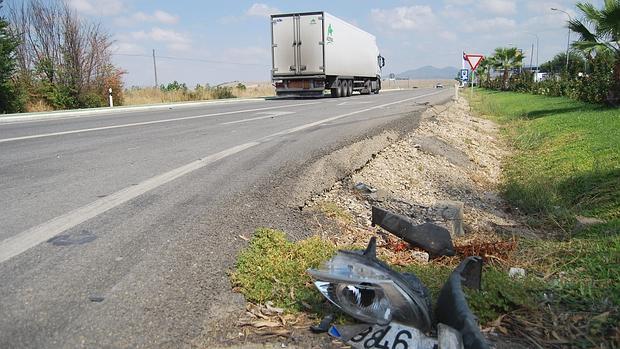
[160,80,188,92]
[569,0,620,105]
[236,82,246,90]
[490,47,525,90]
[230,228,336,312]
[0,1,24,113]
[210,86,234,99]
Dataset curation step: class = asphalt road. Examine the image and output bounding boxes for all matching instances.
[0,89,452,348]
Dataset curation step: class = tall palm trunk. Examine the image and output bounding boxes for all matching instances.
[502,68,509,90]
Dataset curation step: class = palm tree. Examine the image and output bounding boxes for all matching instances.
[491,47,524,90]
[569,0,620,104]
[476,57,494,87]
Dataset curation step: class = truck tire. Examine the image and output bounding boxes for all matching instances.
[339,80,346,98]
[347,80,353,96]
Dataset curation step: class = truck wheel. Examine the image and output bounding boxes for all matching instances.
[339,80,346,98]
[347,80,353,96]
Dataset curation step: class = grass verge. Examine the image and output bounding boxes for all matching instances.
[468,89,619,345]
[468,90,619,225]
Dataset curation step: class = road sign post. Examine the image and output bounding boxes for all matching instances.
[463,53,485,96]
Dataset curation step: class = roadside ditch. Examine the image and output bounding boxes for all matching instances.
[224,97,539,348]
[218,95,612,348]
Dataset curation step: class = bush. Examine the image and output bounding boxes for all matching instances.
[210,86,234,99]
[484,54,614,105]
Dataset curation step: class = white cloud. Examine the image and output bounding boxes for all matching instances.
[111,41,145,54]
[133,10,179,25]
[116,10,180,26]
[246,3,280,17]
[130,28,192,51]
[370,6,436,30]
[66,0,124,16]
[477,0,516,15]
[463,17,516,32]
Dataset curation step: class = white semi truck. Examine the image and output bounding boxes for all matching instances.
[270,12,385,98]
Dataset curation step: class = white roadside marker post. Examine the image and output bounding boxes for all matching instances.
[108,88,114,107]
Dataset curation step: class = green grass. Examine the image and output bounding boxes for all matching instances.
[232,229,542,325]
[230,228,336,312]
[470,90,619,223]
[469,90,619,344]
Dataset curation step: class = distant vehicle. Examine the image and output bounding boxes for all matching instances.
[270,12,385,98]
[435,83,444,88]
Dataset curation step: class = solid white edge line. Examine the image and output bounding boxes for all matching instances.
[0,98,267,125]
[0,89,447,263]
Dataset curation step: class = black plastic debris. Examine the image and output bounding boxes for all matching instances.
[371,206,455,256]
[435,257,488,349]
[310,313,335,333]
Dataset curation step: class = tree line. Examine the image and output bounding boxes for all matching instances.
[0,0,123,113]
[471,0,619,106]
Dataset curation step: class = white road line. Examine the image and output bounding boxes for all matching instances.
[0,90,446,263]
[0,102,321,144]
[0,142,259,263]
[220,111,296,125]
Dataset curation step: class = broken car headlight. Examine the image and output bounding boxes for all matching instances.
[308,238,432,332]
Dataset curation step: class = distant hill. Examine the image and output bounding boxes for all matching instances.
[397,66,459,79]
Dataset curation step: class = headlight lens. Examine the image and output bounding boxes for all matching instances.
[308,247,432,332]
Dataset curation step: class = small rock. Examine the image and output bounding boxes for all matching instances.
[88,295,105,302]
[436,201,465,236]
[413,144,422,149]
[411,251,430,263]
[354,182,376,194]
[508,267,525,278]
[574,215,606,232]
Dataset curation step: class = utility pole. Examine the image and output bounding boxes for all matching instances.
[152,49,159,87]
[551,8,572,72]
[530,43,534,71]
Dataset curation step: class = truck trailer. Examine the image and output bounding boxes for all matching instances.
[270,12,385,98]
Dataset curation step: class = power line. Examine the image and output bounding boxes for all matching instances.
[112,52,270,67]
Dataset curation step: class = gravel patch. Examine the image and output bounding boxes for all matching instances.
[305,97,534,263]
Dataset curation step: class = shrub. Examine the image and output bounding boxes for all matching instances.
[210,86,234,99]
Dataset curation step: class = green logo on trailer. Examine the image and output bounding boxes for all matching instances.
[326,24,334,44]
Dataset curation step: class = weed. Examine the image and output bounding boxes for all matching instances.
[318,202,354,224]
[230,228,335,312]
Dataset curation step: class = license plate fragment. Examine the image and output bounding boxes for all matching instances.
[329,322,437,349]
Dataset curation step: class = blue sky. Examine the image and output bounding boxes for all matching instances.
[42,0,602,86]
